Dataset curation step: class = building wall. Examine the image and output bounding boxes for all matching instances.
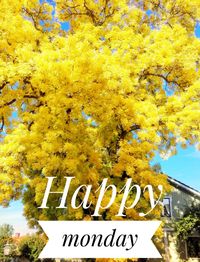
[170,187,200,219]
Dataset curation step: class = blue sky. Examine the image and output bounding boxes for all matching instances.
[0,18,200,236]
[153,145,200,191]
[0,201,34,235]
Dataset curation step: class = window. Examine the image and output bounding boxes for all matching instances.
[162,197,172,217]
[187,237,200,258]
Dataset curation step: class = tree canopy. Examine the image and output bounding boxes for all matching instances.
[0,224,14,257]
[0,224,14,239]
[0,0,200,227]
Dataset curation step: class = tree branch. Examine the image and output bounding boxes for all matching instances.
[139,70,179,86]
[0,81,9,90]
[24,95,38,99]
[0,99,16,109]
[22,7,42,32]
[0,116,4,132]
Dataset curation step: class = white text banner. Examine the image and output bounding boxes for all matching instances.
[39,221,162,259]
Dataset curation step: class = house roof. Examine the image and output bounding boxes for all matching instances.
[168,176,200,199]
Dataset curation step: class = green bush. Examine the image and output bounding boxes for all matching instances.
[18,234,45,262]
[175,204,200,240]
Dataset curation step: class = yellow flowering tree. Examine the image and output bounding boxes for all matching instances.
[0,0,200,230]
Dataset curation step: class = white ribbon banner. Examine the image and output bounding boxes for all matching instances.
[39,221,162,259]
